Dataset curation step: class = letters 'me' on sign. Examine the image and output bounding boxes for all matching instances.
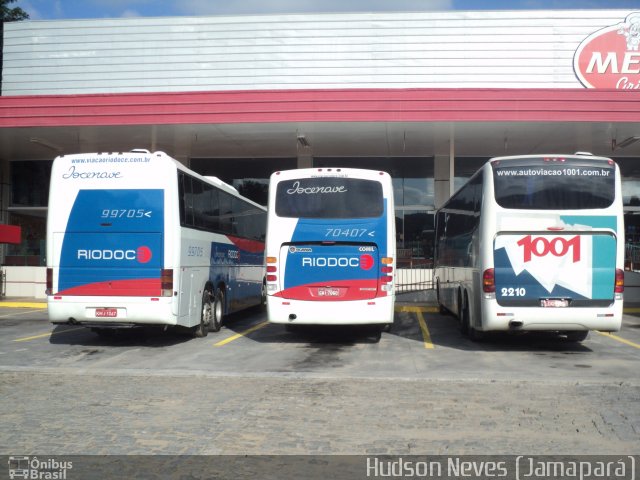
[574,12,640,89]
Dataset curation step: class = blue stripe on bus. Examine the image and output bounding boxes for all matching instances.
[58,189,164,293]
[283,200,389,291]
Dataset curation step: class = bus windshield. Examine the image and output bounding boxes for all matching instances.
[492,158,615,210]
[275,177,383,218]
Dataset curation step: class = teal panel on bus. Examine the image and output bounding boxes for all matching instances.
[494,231,616,305]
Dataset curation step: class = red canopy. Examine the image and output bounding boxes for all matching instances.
[0,225,21,244]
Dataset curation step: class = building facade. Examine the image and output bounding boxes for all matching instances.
[0,9,639,297]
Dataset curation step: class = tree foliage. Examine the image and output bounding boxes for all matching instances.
[1,0,29,21]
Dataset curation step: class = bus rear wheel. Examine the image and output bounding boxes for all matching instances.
[260,280,267,312]
[460,293,485,341]
[436,280,448,315]
[468,325,486,342]
[459,292,469,335]
[565,330,589,342]
[208,289,224,332]
[194,289,211,338]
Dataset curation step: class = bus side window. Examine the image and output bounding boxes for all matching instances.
[219,192,233,235]
[178,172,186,226]
[191,178,204,228]
[207,186,220,232]
[245,207,267,241]
[180,173,195,227]
[232,197,248,238]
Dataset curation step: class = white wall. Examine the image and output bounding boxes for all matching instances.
[2,266,47,299]
[2,10,632,95]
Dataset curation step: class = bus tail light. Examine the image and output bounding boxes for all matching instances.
[381,257,394,289]
[161,269,173,297]
[46,268,53,295]
[266,257,278,284]
[482,268,495,293]
[615,268,624,293]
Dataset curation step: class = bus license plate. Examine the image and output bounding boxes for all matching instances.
[540,299,569,308]
[95,308,118,318]
[316,287,342,297]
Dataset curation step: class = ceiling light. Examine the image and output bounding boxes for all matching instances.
[29,137,62,152]
[613,136,640,150]
[297,134,311,148]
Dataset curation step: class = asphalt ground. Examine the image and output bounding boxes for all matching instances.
[0,298,638,460]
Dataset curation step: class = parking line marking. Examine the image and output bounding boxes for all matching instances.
[0,302,46,309]
[597,331,640,349]
[395,305,438,314]
[0,309,42,319]
[13,327,85,343]
[415,310,435,349]
[214,320,270,347]
[395,305,435,349]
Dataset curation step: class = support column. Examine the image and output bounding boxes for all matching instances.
[150,125,158,153]
[296,133,313,168]
[0,159,8,265]
[297,152,313,169]
[434,124,455,209]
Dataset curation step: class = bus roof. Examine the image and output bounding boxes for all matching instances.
[488,153,613,163]
[271,167,392,180]
[54,149,265,210]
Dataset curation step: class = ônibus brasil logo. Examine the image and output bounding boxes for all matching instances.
[77,246,152,263]
[301,254,375,270]
[574,12,640,89]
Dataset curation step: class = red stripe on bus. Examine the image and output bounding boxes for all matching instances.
[272,279,385,301]
[227,235,265,254]
[57,278,162,296]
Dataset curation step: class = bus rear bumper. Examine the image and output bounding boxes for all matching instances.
[481,301,623,332]
[47,296,177,327]
[267,296,395,325]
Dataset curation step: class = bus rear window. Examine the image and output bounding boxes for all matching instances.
[492,160,615,210]
[275,177,384,218]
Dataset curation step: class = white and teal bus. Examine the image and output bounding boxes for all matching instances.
[265,168,396,330]
[47,150,266,337]
[434,153,624,342]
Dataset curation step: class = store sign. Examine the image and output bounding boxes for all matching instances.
[573,12,640,89]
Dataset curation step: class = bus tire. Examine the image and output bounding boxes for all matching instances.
[436,280,448,315]
[461,293,485,341]
[373,326,383,343]
[193,289,210,338]
[194,320,208,337]
[469,325,486,342]
[209,289,224,332]
[565,330,589,342]
[260,279,267,312]
[459,291,469,335]
[199,288,214,334]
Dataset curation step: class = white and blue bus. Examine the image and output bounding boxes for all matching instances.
[434,153,624,342]
[265,168,396,329]
[47,150,266,337]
